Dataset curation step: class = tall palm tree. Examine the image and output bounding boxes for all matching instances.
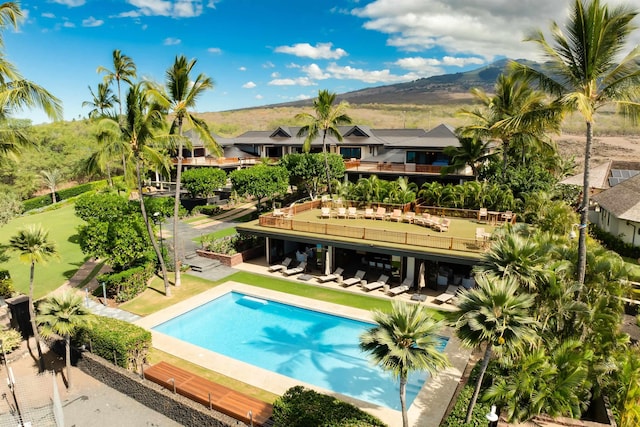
[447,274,538,423]
[82,83,117,119]
[441,136,495,179]
[360,301,449,427]
[510,0,640,284]
[40,168,63,203]
[457,72,561,183]
[98,83,171,296]
[147,55,219,288]
[36,292,95,389]
[296,90,352,196]
[9,224,58,372]
[97,49,137,176]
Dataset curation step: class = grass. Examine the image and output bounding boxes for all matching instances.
[195,226,237,244]
[0,202,88,299]
[148,348,278,403]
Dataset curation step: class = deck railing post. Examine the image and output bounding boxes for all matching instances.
[168,377,176,394]
[209,392,212,410]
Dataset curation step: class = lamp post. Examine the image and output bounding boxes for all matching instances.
[569,223,586,240]
[486,405,499,427]
[153,212,164,254]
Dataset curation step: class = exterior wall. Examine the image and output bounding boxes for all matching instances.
[596,208,640,246]
[196,245,264,267]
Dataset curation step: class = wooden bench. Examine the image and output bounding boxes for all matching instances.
[144,361,273,426]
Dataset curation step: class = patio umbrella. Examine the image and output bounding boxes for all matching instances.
[418,261,426,293]
[325,249,331,275]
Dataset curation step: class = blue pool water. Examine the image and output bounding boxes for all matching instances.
[153,292,448,410]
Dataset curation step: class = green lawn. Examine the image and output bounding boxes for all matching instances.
[1,203,87,299]
[194,226,237,244]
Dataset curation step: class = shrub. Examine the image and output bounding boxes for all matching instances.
[441,363,496,427]
[0,328,22,353]
[22,179,109,212]
[74,315,151,371]
[590,224,640,261]
[97,260,154,303]
[272,386,386,427]
[200,204,221,216]
[0,270,14,298]
[203,233,262,255]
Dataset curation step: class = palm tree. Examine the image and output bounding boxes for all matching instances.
[40,169,63,203]
[441,136,494,179]
[360,301,449,427]
[510,0,640,284]
[147,55,219,288]
[9,224,58,372]
[98,83,171,296]
[82,83,117,119]
[36,292,95,389]
[388,177,418,205]
[296,90,352,196]
[457,72,561,183]
[447,274,538,423]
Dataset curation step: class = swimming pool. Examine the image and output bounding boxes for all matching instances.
[153,291,448,410]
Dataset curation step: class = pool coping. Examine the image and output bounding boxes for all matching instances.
[134,281,471,427]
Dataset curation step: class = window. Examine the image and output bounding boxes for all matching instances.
[340,147,361,159]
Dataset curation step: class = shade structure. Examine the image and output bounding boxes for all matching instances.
[325,248,331,275]
[418,261,426,292]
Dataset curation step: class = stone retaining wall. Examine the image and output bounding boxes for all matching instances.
[196,245,264,267]
[77,351,242,427]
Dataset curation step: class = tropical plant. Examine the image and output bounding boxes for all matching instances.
[510,0,640,284]
[97,83,171,295]
[360,301,449,427]
[441,136,495,179]
[280,152,346,200]
[40,169,63,204]
[447,274,538,423]
[295,90,352,195]
[387,177,418,205]
[147,55,219,288]
[82,83,117,119]
[8,224,59,372]
[37,292,95,389]
[181,167,226,199]
[229,164,289,211]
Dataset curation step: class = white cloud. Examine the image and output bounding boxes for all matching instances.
[124,0,209,18]
[286,63,300,69]
[255,94,263,100]
[82,16,104,27]
[394,56,484,75]
[42,13,56,19]
[325,62,420,84]
[295,94,312,100]
[164,37,181,45]
[242,81,256,89]
[263,61,275,68]
[271,72,280,78]
[63,21,76,28]
[207,47,222,54]
[238,66,247,71]
[52,0,85,6]
[275,42,347,60]
[268,77,316,87]
[303,63,331,80]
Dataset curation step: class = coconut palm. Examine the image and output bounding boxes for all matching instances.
[147,55,219,288]
[447,274,538,423]
[98,83,171,296]
[82,83,117,119]
[510,0,640,284]
[36,292,95,389]
[441,136,495,179]
[457,72,561,183]
[40,169,63,204]
[360,301,449,427]
[296,90,352,196]
[9,224,58,372]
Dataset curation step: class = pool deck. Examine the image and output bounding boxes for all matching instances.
[135,281,471,427]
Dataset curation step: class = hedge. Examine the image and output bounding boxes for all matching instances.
[97,260,155,303]
[23,179,111,212]
[590,224,640,261]
[272,386,386,427]
[74,315,151,372]
[0,270,13,298]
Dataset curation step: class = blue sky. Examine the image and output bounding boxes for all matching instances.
[5,0,640,124]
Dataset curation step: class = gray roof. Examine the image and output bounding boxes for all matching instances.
[223,146,259,158]
[592,173,640,222]
[560,160,640,189]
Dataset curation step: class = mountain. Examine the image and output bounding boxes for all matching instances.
[265,58,541,108]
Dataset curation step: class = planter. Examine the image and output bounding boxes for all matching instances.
[196,246,264,267]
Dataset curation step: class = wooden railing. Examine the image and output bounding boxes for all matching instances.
[258,216,484,253]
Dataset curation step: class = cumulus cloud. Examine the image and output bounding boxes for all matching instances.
[42,13,56,19]
[238,66,246,71]
[268,77,316,87]
[63,21,76,28]
[242,81,257,89]
[207,47,222,54]
[123,0,212,18]
[255,94,263,100]
[82,16,104,27]
[263,61,275,68]
[303,63,331,80]
[274,42,347,60]
[395,56,484,74]
[164,37,181,45]
[271,72,280,78]
[52,0,85,6]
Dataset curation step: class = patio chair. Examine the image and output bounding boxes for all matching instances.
[389,209,402,222]
[347,206,358,219]
[461,276,476,289]
[364,208,375,219]
[402,212,416,224]
[362,274,389,292]
[282,261,307,276]
[415,212,431,226]
[434,218,450,232]
[435,285,460,304]
[273,208,284,217]
[342,270,366,287]
[374,206,387,220]
[501,210,513,223]
[321,207,331,219]
[336,207,347,219]
[430,217,442,229]
[317,267,344,283]
[477,208,488,223]
[387,277,412,296]
[268,257,292,272]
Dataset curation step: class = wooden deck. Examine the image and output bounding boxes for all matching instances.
[144,361,273,426]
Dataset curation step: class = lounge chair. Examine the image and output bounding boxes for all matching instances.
[317,267,344,283]
[434,218,450,232]
[374,206,387,220]
[402,212,416,223]
[435,285,460,304]
[387,277,412,296]
[268,257,292,272]
[461,276,476,289]
[347,207,358,219]
[388,209,402,222]
[282,261,307,276]
[363,274,389,292]
[342,270,365,287]
[321,207,331,219]
[415,212,432,226]
[336,207,347,219]
[364,208,375,219]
